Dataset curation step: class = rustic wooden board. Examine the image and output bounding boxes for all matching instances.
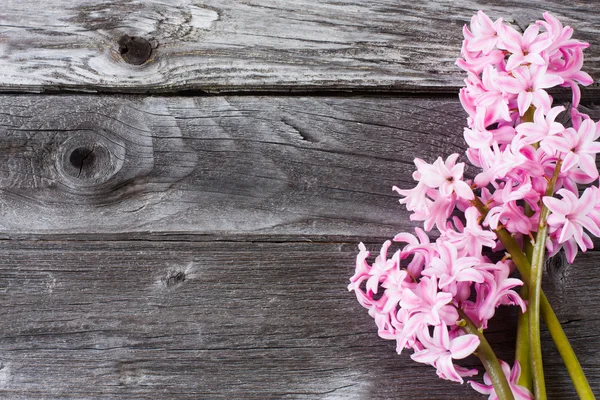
[1,95,599,236]
[0,239,597,399]
[0,95,471,236]
[0,0,599,93]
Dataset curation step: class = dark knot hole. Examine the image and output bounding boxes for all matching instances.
[69,147,96,177]
[165,271,186,288]
[117,35,152,65]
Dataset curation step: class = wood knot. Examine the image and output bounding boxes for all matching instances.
[117,35,152,65]
[163,270,186,288]
[56,131,125,190]
[68,146,99,179]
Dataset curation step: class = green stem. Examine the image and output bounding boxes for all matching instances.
[472,197,596,399]
[457,309,515,400]
[529,232,548,399]
[529,159,562,400]
[515,284,532,389]
[518,191,535,391]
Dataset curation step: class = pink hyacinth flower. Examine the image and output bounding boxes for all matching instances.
[444,206,497,256]
[514,106,566,147]
[496,64,563,116]
[536,12,593,107]
[544,187,600,262]
[498,23,552,71]
[399,276,459,342]
[421,240,484,293]
[465,10,503,55]
[473,262,526,324]
[411,322,480,383]
[415,154,474,200]
[470,360,534,399]
[543,119,600,179]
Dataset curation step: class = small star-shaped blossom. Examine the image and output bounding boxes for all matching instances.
[514,105,566,148]
[473,143,525,187]
[444,207,497,256]
[399,276,459,342]
[364,240,396,294]
[537,12,587,53]
[472,262,526,325]
[393,227,433,277]
[469,360,534,399]
[472,66,513,129]
[393,181,430,214]
[487,200,533,235]
[543,119,600,179]
[496,64,563,115]
[544,187,600,262]
[411,322,480,383]
[465,10,504,55]
[415,154,474,200]
[421,240,484,292]
[498,23,553,70]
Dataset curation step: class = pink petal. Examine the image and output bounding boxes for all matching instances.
[449,334,480,359]
[561,152,579,173]
[436,355,464,383]
[506,54,526,71]
[525,53,546,66]
[393,232,418,244]
[457,268,485,283]
[563,238,577,263]
[536,73,564,89]
[578,153,599,178]
[496,75,526,94]
[410,348,439,365]
[436,322,451,350]
[543,196,571,216]
[469,380,494,395]
[464,127,493,148]
[453,180,474,200]
[518,92,533,116]
[558,219,577,244]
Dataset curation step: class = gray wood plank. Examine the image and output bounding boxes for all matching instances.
[0,239,597,399]
[0,1,599,93]
[0,95,472,236]
[2,95,599,237]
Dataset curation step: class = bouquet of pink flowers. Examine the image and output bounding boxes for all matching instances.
[349,11,597,400]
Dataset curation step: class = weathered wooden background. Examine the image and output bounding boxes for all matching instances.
[0,1,599,399]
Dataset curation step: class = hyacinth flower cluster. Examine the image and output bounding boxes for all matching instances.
[349,11,598,400]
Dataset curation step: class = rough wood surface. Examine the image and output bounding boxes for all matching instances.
[1,95,599,236]
[0,95,471,236]
[0,95,599,399]
[0,239,598,399]
[0,0,599,93]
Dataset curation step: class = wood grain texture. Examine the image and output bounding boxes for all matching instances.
[0,95,471,236]
[1,95,599,237]
[0,239,598,399]
[0,0,599,93]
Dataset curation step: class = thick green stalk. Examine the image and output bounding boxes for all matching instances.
[529,221,548,399]
[529,159,562,400]
[517,197,534,390]
[458,309,515,400]
[472,197,596,399]
[515,285,532,389]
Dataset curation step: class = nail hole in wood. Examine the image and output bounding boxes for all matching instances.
[117,35,152,65]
